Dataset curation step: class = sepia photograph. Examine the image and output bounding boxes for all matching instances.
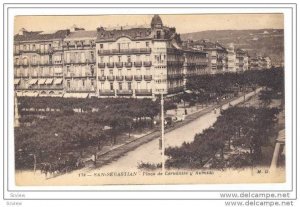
[13,13,285,186]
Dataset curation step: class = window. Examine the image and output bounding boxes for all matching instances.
[101,82,104,90]
[128,82,132,90]
[67,66,70,73]
[136,68,141,75]
[32,44,36,51]
[136,42,140,48]
[91,79,94,86]
[109,56,113,63]
[118,69,122,76]
[119,82,122,90]
[127,56,131,63]
[156,31,161,39]
[90,65,95,75]
[110,82,114,90]
[109,69,113,75]
[146,82,150,90]
[137,82,141,89]
[118,56,122,62]
[100,56,104,63]
[67,80,70,89]
[82,79,85,87]
[146,42,149,48]
[136,55,140,62]
[100,44,103,49]
[91,51,95,60]
[127,69,131,75]
[101,70,104,76]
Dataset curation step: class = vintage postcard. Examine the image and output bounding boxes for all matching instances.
[13,13,286,186]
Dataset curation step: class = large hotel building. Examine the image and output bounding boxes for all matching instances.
[14,15,254,98]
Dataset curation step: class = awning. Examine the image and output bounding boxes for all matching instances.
[54,79,63,85]
[14,79,20,85]
[38,79,46,85]
[63,93,89,98]
[29,79,38,85]
[45,79,53,85]
[23,92,39,97]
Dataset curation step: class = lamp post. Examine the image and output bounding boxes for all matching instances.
[160,92,165,173]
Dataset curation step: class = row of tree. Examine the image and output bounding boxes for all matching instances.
[165,107,279,169]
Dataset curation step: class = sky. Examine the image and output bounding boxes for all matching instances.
[14,14,284,34]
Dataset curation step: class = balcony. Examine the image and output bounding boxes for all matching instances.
[97,48,151,55]
[134,75,142,81]
[116,62,123,68]
[116,90,133,96]
[125,62,132,68]
[99,89,115,96]
[37,48,54,54]
[143,61,152,67]
[107,75,115,81]
[107,63,114,68]
[98,76,106,81]
[86,59,96,64]
[134,61,142,67]
[135,89,152,96]
[168,86,184,94]
[66,88,96,93]
[98,63,105,68]
[125,75,133,81]
[144,75,152,81]
[116,76,124,81]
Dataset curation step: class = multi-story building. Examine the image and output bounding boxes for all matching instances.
[186,40,227,74]
[63,26,97,98]
[249,56,272,70]
[95,15,208,98]
[14,28,70,97]
[235,48,249,72]
[227,43,236,72]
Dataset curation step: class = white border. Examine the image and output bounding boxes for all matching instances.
[1,2,297,202]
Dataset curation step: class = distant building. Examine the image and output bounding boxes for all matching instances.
[249,56,272,70]
[227,43,236,72]
[235,48,249,72]
[186,40,228,74]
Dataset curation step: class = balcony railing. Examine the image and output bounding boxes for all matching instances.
[125,62,132,68]
[86,59,96,64]
[116,62,123,68]
[125,75,133,81]
[134,61,142,67]
[97,48,151,55]
[134,75,142,81]
[144,75,152,81]
[66,88,96,93]
[107,75,115,81]
[107,63,114,68]
[116,90,133,96]
[98,76,106,81]
[135,89,152,96]
[168,86,184,94]
[98,63,105,68]
[116,76,124,81]
[99,89,115,96]
[143,61,152,67]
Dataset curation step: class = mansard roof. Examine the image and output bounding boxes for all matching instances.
[64,30,97,40]
[14,30,70,42]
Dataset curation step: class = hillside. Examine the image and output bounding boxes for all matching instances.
[180,29,284,65]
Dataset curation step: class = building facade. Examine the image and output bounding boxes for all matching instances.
[235,48,249,72]
[249,56,272,70]
[14,29,70,97]
[63,26,97,98]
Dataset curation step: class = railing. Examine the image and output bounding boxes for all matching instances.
[134,75,142,81]
[66,88,96,92]
[168,86,184,94]
[125,75,133,81]
[99,89,115,96]
[26,85,64,90]
[144,75,152,81]
[97,48,151,55]
[98,76,106,81]
[86,59,96,64]
[107,75,115,81]
[116,90,133,95]
[107,63,114,68]
[135,89,152,96]
[143,61,152,67]
[125,62,132,68]
[116,62,123,68]
[98,63,106,68]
